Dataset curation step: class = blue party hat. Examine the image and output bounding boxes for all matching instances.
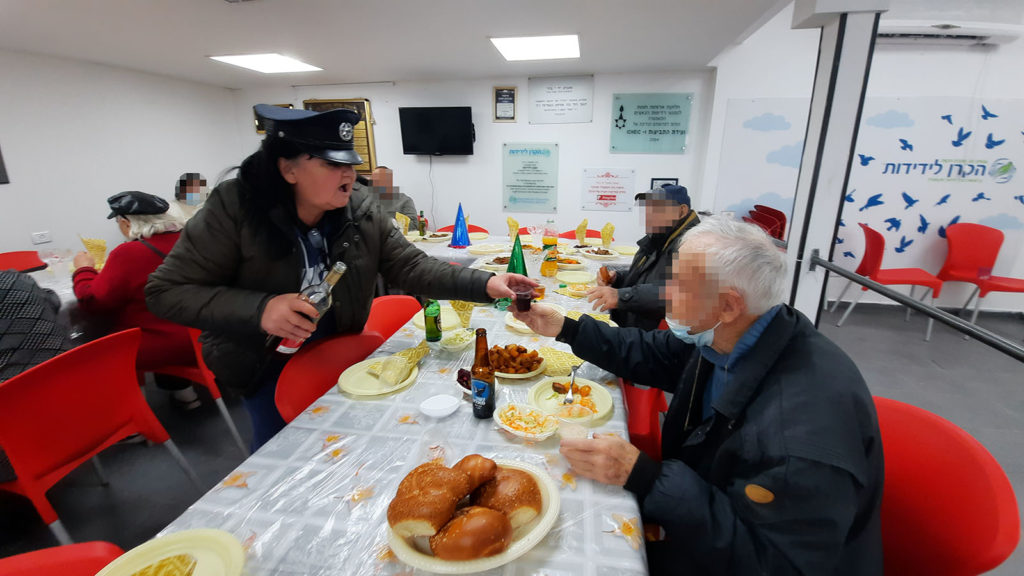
[449,203,471,248]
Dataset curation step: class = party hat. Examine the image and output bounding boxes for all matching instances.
[449,203,471,248]
[506,234,528,276]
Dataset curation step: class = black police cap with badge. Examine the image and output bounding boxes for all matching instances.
[254,104,364,166]
[106,191,170,219]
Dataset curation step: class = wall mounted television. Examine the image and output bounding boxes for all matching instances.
[398,107,474,155]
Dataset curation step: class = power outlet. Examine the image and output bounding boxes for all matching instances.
[30,231,52,245]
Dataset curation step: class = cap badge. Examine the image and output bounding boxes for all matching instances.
[339,122,354,141]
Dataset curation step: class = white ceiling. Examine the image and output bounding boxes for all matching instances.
[0,0,786,90]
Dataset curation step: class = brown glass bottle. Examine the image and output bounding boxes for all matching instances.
[470,328,496,419]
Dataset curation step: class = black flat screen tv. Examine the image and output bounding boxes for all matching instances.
[399,107,474,155]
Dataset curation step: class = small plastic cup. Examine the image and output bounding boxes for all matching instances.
[558,420,588,439]
[530,279,546,300]
[513,285,533,311]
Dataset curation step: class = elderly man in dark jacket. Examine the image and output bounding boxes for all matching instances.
[587,184,700,330]
[512,218,883,575]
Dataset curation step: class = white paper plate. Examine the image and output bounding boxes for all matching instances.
[440,328,475,352]
[504,304,565,334]
[580,249,620,261]
[468,231,489,240]
[337,358,420,396]
[495,404,559,440]
[585,238,604,246]
[404,233,422,242]
[528,377,614,424]
[468,243,507,255]
[556,262,586,271]
[419,394,461,418]
[424,232,453,243]
[612,244,638,256]
[495,358,547,380]
[387,460,560,574]
[96,529,244,576]
[555,271,596,285]
[412,306,461,330]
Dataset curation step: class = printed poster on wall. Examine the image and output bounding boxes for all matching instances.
[528,76,594,124]
[503,142,559,213]
[610,93,692,154]
[581,168,636,212]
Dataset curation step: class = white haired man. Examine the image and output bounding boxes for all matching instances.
[511,218,883,575]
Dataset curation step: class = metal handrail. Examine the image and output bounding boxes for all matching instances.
[809,249,1024,363]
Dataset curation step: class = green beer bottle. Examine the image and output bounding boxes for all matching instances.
[424,299,442,343]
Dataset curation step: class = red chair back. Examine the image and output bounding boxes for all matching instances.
[742,216,773,235]
[857,223,886,279]
[620,380,665,461]
[0,251,47,273]
[754,204,787,235]
[874,396,1020,575]
[0,329,171,523]
[517,226,531,236]
[558,229,605,240]
[364,295,422,340]
[146,328,221,400]
[275,331,385,423]
[0,541,124,576]
[437,224,489,234]
[746,210,780,238]
[937,223,1003,284]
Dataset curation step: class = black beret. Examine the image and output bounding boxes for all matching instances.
[106,191,169,219]
[254,104,364,165]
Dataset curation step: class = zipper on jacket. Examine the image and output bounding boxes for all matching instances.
[682,356,702,431]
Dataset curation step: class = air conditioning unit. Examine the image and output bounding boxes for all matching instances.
[876,20,1023,46]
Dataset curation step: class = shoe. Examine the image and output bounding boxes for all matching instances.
[171,388,202,411]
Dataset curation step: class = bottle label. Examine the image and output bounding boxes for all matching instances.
[276,338,303,354]
[471,379,491,402]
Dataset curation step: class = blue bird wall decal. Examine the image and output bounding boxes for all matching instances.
[835,237,844,244]
[938,215,961,238]
[898,138,914,151]
[858,154,875,166]
[985,133,1005,149]
[981,105,998,120]
[846,190,856,203]
[859,193,884,211]
[972,192,991,202]
[935,194,951,206]
[901,191,919,210]
[894,236,914,254]
[917,214,929,234]
[884,217,902,232]
[843,251,856,259]
[1014,195,1024,206]
[952,127,972,147]
[940,114,953,125]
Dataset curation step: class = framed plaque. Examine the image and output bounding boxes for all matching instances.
[493,86,517,122]
[254,103,294,135]
[302,98,378,174]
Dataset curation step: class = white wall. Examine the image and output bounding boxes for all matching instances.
[703,4,1024,312]
[0,48,239,254]
[231,71,714,246]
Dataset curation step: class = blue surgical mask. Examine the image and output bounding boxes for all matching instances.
[665,317,720,348]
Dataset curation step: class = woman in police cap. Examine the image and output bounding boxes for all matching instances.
[146,104,531,448]
[73,191,201,409]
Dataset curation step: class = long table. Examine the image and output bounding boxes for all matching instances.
[159,235,648,575]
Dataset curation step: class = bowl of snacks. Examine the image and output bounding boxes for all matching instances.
[440,328,474,352]
[488,344,545,379]
[556,257,585,270]
[424,231,453,243]
[496,404,559,440]
[581,248,619,260]
[455,368,472,397]
[481,255,511,272]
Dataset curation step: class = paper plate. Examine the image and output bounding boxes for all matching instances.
[424,232,453,243]
[584,238,603,246]
[412,306,461,330]
[555,270,596,285]
[515,234,534,244]
[612,245,638,256]
[387,460,560,574]
[468,243,507,255]
[96,529,244,576]
[556,261,586,270]
[440,328,475,352]
[337,358,420,396]
[580,249,620,261]
[495,404,559,440]
[504,304,565,334]
[404,233,422,242]
[528,377,613,424]
[495,358,547,380]
[557,246,578,255]
[468,231,489,240]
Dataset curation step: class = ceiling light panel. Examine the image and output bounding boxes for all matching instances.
[209,53,321,73]
[490,35,580,61]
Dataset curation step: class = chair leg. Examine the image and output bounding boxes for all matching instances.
[964,295,984,340]
[925,295,935,342]
[215,397,249,457]
[48,519,73,545]
[905,286,916,321]
[90,456,109,486]
[837,291,865,327]
[830,279,854,313]
[958,286,980,316]
[162,440,203,491]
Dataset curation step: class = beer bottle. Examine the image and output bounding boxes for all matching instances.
[471,328,496,419]
[424,299,443,343]
[417,210,428,236]
[265,261,348,355]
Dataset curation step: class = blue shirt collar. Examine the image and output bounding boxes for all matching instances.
[700,304,782,367]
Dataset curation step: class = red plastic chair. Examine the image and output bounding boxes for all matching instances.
[517,226,531,236]
[143,328,248,456]
[0,329,202,544]
[0,250,47,272]
[437,224,489,234]
[747,210,782,240]
[938,223,1024,330]
[742,215,775,236]
[833,224,943,340]
[754,204,787,238]
[364,295,423,340]
[558,229,606,240]
[0,541,124,576]
[620,379,668,461]
[275,331,385,423]
[874,396,1020,575]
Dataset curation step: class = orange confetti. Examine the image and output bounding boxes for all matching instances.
[561,472,577,491]
[544,453,561,467]
[308,405,330,417]
[604,380,618,387]
[327,447,346,460]
[347,486,375,504]
[375,545,396,562]
[605,514,642,550]
[354,462,368,477]
[397,414,419,425]
[241,530,258,553]
[428,445,446,464]
[220,471,256,489]
[438,367,450,375]
[531,337,540,342]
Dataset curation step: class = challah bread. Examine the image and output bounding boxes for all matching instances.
[452,454,497,492]
[470,467,542,529]
[388,462,473,538]
[429,506,513,560]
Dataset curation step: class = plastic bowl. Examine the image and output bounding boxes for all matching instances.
[419,394,461,418]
